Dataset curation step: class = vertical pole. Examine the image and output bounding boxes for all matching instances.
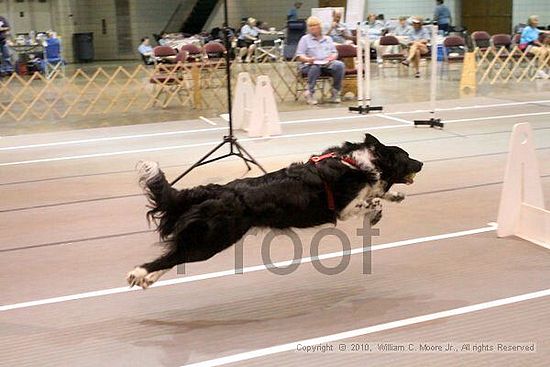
[413,22,443,128]
[223,0,233,141]
[429,23,438,117]
[364,25,371,109]
[356,22,364,107]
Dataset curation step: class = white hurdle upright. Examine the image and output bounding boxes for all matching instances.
[349,21,383,114]
[414,22,444,128]
[497,122,549,248]
[246,75,281,138]
[232,72,255,131]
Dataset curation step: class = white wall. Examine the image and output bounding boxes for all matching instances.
[204,0,319,31]
[71,0,182,60]
[367,0,460,25]
[513,0,550,27]
[130,0,186,47]
[204,0,464,30]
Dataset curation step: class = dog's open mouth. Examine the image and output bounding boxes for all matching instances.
[404,173,416,185]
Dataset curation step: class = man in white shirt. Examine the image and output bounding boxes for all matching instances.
[296,16,345,105]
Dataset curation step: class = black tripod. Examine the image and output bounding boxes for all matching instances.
[171,0,266,186]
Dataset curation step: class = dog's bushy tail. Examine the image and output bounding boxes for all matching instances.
[137,161,187,240]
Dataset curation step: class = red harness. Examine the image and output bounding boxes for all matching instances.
[308,153,361,211]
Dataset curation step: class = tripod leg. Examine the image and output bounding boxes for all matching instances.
[170,140,228,185]
[235,144,252,171]
[234,141,267,174]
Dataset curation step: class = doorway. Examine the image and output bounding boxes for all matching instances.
[462,0,512,35]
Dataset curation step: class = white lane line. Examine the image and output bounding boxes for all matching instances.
[199,116,218,126]
[377,114,413,125]
[1,99,549,151]
[0,124,404,167]
[180,288,550,367]
[3,111,549,167]
[0,141,221,167]
[388,99,550,116]
[445,111,550,123]
[0,225,495,312]
[0,127,226,151]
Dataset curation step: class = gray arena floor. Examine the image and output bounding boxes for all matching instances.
[1,94,549,366]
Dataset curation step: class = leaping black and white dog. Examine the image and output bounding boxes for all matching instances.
[127,134,422,288]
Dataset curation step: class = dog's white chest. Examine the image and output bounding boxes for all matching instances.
[338,182,384,220]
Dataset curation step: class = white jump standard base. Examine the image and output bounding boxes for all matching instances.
[349,21,383,115]
[414,23,444,129]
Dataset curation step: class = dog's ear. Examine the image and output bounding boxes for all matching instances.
[364,134,381,146]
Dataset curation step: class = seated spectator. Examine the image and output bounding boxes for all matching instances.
[366,13,386,63]
[158,32,168,46]
[40,31,64,71]
[520,15,550,79]
[391,16,412,37]
[138,37,154,65]
[384,16,411,55]
[327,10,352,44]
[296,16,345,105]
[237,17,260,63]
[401,18,430,78]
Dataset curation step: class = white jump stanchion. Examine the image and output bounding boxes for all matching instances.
[349,22,383,114]
[247,75,281,138]
[414,23,444,128]
[232,72,255,131]
[355,22,364,110]
[497,123,549,248]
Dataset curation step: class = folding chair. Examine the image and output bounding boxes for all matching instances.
[295,64,332,103]
[336,44,357,97]
[443,36,466,62]
[471,31,491,51]
[442,35,465,78]
[180,44,203,62]
[202,42,227,89]
[203,42,226,63]
[149,50,191,108]
[42,37,65,79]
[378,35,406,71]
[254,33,283,63]
[152,45,177,64]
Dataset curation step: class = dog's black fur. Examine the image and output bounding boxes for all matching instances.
[127,134,422,288]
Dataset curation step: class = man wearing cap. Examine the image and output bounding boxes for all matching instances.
[296,16,345,105]
[401,18,430,78]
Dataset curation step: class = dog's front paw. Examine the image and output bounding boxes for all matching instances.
[369,210,382,226]
[127,267,150,289]
[384,191,406,203]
